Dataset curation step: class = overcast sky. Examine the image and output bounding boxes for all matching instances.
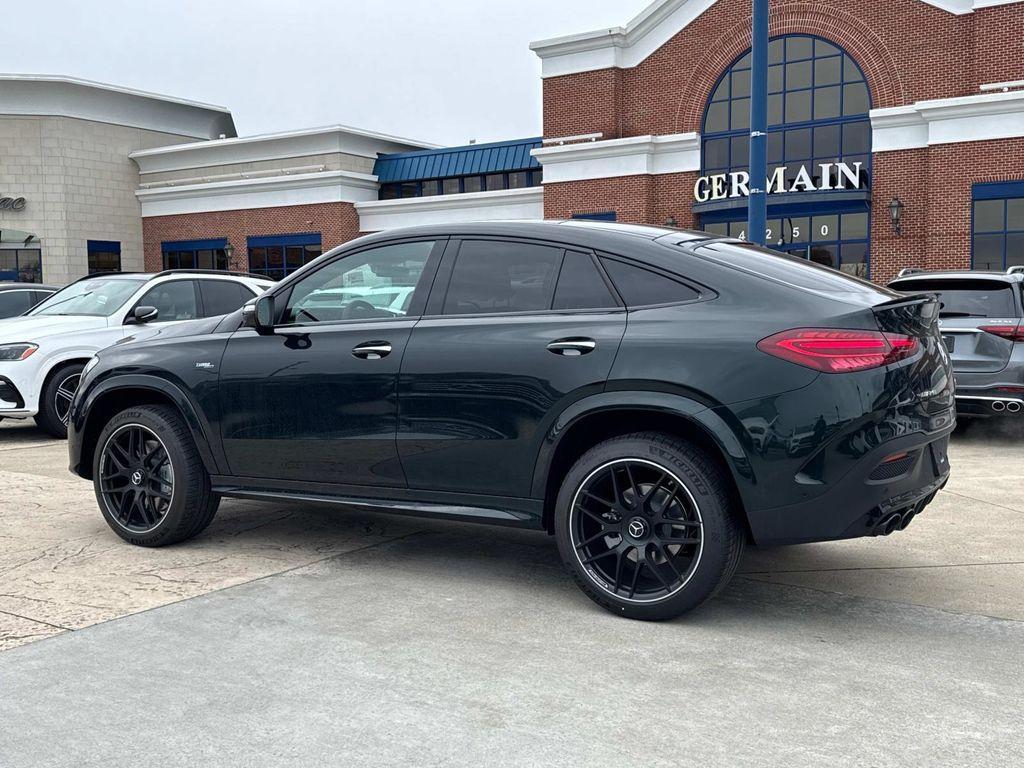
[1,0,650,146]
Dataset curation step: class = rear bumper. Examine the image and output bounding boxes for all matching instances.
[747,427,952,545]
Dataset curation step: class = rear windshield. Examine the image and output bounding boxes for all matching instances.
[891,279,1017,318]
[692,241,893,296]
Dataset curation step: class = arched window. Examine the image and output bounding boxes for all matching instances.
[700,35,873,276]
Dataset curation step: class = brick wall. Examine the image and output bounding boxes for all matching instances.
[543,0,1003,140]
[141,202,361,273]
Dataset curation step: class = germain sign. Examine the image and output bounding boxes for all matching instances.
[694,162,865,203]
[0,196,27,212]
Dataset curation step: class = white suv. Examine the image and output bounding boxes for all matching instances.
[0,270,273,437]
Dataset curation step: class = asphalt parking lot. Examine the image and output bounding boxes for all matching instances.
[1,418,1023,766]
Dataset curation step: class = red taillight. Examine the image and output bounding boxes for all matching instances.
[757,328,920,373]
[979,324,1024,342]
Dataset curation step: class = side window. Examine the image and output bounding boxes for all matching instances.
[135,280,198,323]
[199,280,252,318]
[443,240,563,315]
[553,251,618,310]
[599,258,700,307]
[284,240,435,324]
[0,291,32,317]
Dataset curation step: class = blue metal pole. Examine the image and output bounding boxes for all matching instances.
[748,0,769,246]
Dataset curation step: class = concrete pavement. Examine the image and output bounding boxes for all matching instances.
[1,418,1023,766]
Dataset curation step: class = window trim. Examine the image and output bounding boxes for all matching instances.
[596,253,715,310]
[971,183,1024,272]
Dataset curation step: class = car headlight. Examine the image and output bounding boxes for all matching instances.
[83,356,100,376]
[0,343,38,362]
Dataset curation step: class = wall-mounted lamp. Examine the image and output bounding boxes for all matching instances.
[224,239,235,263]
[665,216,678,228]
[888,197,905,235]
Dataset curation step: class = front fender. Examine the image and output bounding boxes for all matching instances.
[530,390,755,503]
[71,373,220,477]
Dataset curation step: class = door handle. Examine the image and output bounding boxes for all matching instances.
[547,338,597,356]
[352,341,392,360]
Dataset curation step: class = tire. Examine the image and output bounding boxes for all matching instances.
[35,362,85,439]
[554,432,744,621]
[92,404,220,547]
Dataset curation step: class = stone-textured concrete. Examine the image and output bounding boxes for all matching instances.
[1,418,1023,766]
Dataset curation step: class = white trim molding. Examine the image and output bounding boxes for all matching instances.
[131,124,436,175]
[531,133,700,183]
[872,89,1024,151]
[530,0,1024,77]
[136,170,379,217]
[0,73,236,139]
[356,187,544,232]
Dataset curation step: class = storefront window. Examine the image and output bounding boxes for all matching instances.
[972,184,1024,271]
[87,240,121,274]
[0,249,42,283]
[700,35,872,277]
[163,241,229,272]
[248,233,322,281]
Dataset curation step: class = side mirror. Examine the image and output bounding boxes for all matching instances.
[243,295,276,334]
[126,306,159,324]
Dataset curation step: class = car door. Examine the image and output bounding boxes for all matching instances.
[217,239,443,486]
[397,238,627,498]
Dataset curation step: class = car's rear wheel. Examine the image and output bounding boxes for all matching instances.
[554,432,744,621]
[35,362,85,438]
[93,404,219,547]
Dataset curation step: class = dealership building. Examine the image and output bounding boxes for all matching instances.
[1,0,1023,286]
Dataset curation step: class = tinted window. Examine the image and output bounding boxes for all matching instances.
[0,291,33,317]
[553,251,618,310]
[443,240,562,315]
[135,280,198,323]
[891,280,1016,318]
[284,240,435,324]
[199,280,253,317]
[695,242,884,296]
[600,258,700,306]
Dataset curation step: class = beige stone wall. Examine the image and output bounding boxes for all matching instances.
[0,115,192,285]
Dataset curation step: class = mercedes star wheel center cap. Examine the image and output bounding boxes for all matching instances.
[627,517,648,539]
[131,470,144,486]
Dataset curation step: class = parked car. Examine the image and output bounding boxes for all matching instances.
[68,222,954,620]
[889,268,1024,418]
[0,283,58,319]
[0,270,272,438]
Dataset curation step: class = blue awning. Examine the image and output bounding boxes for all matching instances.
[374,137,541,183]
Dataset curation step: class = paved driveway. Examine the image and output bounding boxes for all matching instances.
[1,418,1022,766]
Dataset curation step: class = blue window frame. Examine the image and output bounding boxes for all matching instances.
[700,35,872,277]
[87,240,121,274]
[572,211,618,222]
[702,35,871,188]
[378,170,543,200]
[247,233,322,281]
[0,248,42,283]
[972,182,1024,271]
[162,238,229,271]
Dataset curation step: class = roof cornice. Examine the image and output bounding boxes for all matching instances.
[0,73,236,139]
[530,0,1024,77]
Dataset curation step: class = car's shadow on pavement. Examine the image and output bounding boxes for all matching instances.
[0,420,59,447]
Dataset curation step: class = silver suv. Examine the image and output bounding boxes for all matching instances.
[889,268,1024,418]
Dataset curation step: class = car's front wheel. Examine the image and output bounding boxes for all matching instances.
[92,404,220,547]
[554,432,744,621]
[35,362,85,438]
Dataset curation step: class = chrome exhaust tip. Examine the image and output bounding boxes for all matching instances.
[992,400,1007,412]
[1007,401,1022,413]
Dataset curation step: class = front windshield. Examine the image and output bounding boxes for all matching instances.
[29,277,147,317]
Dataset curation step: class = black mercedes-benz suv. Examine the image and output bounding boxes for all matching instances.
[69,221,955,620]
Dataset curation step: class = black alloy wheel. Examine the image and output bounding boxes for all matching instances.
[570,458,704,602]
[98,424,174,534]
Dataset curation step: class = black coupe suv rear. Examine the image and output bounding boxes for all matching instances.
[69,222,954,620]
